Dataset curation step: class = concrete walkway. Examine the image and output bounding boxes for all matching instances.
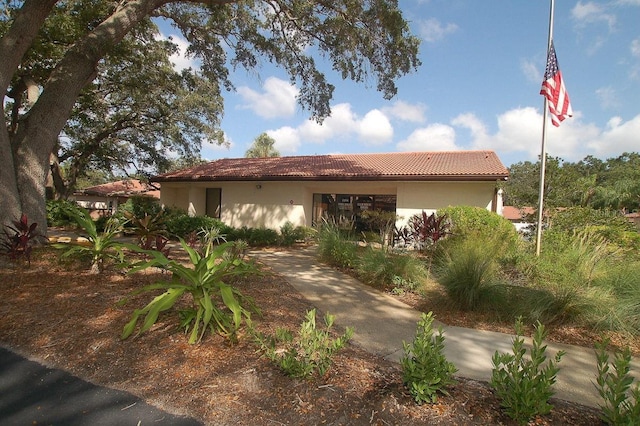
[249,247,640,409]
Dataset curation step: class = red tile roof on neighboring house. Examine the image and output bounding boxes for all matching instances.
[502,206,535,221]
[153,151,509,183]
[79,179,160,198]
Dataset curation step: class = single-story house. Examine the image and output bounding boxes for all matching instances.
[152,151,509,230]
[74,179,160,217]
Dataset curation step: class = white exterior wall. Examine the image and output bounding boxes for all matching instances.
[159,180,499,229]
[396,181,497,226]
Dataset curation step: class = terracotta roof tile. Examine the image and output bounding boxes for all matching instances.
[154,151,509,182]
[79,179,160,198]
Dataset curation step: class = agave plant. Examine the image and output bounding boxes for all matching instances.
[120,239,259,344]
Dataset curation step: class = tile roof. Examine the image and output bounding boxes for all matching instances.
[153,151,509,182]
[79,179,160,198]
[501,206,535,221]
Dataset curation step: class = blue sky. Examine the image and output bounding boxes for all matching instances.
[160,1,640,168]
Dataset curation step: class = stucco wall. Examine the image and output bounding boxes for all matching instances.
[159,180,499,229]
[396,181,497,225]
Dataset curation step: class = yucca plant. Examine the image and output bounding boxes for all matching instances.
[120,239,259,344]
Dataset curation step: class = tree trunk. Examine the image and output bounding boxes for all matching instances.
[0,0,58,230]
[1,0,169,235]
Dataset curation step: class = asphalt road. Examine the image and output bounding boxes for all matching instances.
[0,346,202,426]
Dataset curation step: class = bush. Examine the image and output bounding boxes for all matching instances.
[434,236,506,311]
[316,223,358,269]
[594,338,640,425]
[119,195,162,220]
[46,199,79,227]
[438,205,518,249]
[355,247,427,290]
[165,213,225,239]
[401,312,457,404]
[491,318,565,424]
[255,309,353,378]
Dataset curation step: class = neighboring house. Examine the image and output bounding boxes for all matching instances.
[73,179,160,217]
[153,151,509,230]
[501,206,536,233]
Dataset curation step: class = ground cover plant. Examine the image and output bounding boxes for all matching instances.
[254,308,353,378]
[0,245,604,425]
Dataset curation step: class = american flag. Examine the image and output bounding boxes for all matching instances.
[540,41,572,126]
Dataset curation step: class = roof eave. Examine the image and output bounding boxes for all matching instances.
[152,174,508,183]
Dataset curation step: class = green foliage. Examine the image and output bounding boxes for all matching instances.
[355,247,427,290]
[245,132,280,158]
[434,236,506,311]
[165,212,226,239]
[316,222,358,268]
[491,318,565,424]
[56,205,127,274]
[119,196,163,220]
[120,240,259,344]
[358,209,398,248]
[46,199,79,227]
[547,207,640,252]
[255,309,353,379]
[437,205,518,248]
[279,222,314,246]
[401,312,457,404]
[124,210,168,251]
[594,338,640,425]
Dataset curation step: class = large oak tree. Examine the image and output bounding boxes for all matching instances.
[1,0,421,233]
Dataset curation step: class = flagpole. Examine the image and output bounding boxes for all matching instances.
[535,0,555,256]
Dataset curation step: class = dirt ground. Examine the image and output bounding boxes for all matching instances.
[0,247,609,425]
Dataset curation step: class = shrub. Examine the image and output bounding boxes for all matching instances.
[491,318,565,424]
[120,239,259,344]
[279,222,313,246]
[255,308,353,378]
[1,213,40,267]
[316,222,358,269]
[594,338,640,425]
[438,205,517,249]
[119,195,162,220]
[434,236,506,311]
[246,227,279,246]
[165,213,225,238]
[401,312,457,404]
[407,211,451,252]
[46,199,79,227]
[355,247,427,290]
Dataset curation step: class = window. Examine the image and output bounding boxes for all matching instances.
[312,193,396,228]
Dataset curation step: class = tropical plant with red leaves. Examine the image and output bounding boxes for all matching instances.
[1,214,39,266]
[408,211,451,251]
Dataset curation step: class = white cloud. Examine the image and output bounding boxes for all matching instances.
[297,103,358,143]
[267,126,300,154]
[452,113,489,147]
[571,1,617,31]
[595,86,621,109]
[418,18,458,43]
[521,58,542,84]
[396,124,460,152]
[237,77,298,119]
[632,39,640,57]
[382,100,426,123]
[588,115,640,157]
[358,110,393,145]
